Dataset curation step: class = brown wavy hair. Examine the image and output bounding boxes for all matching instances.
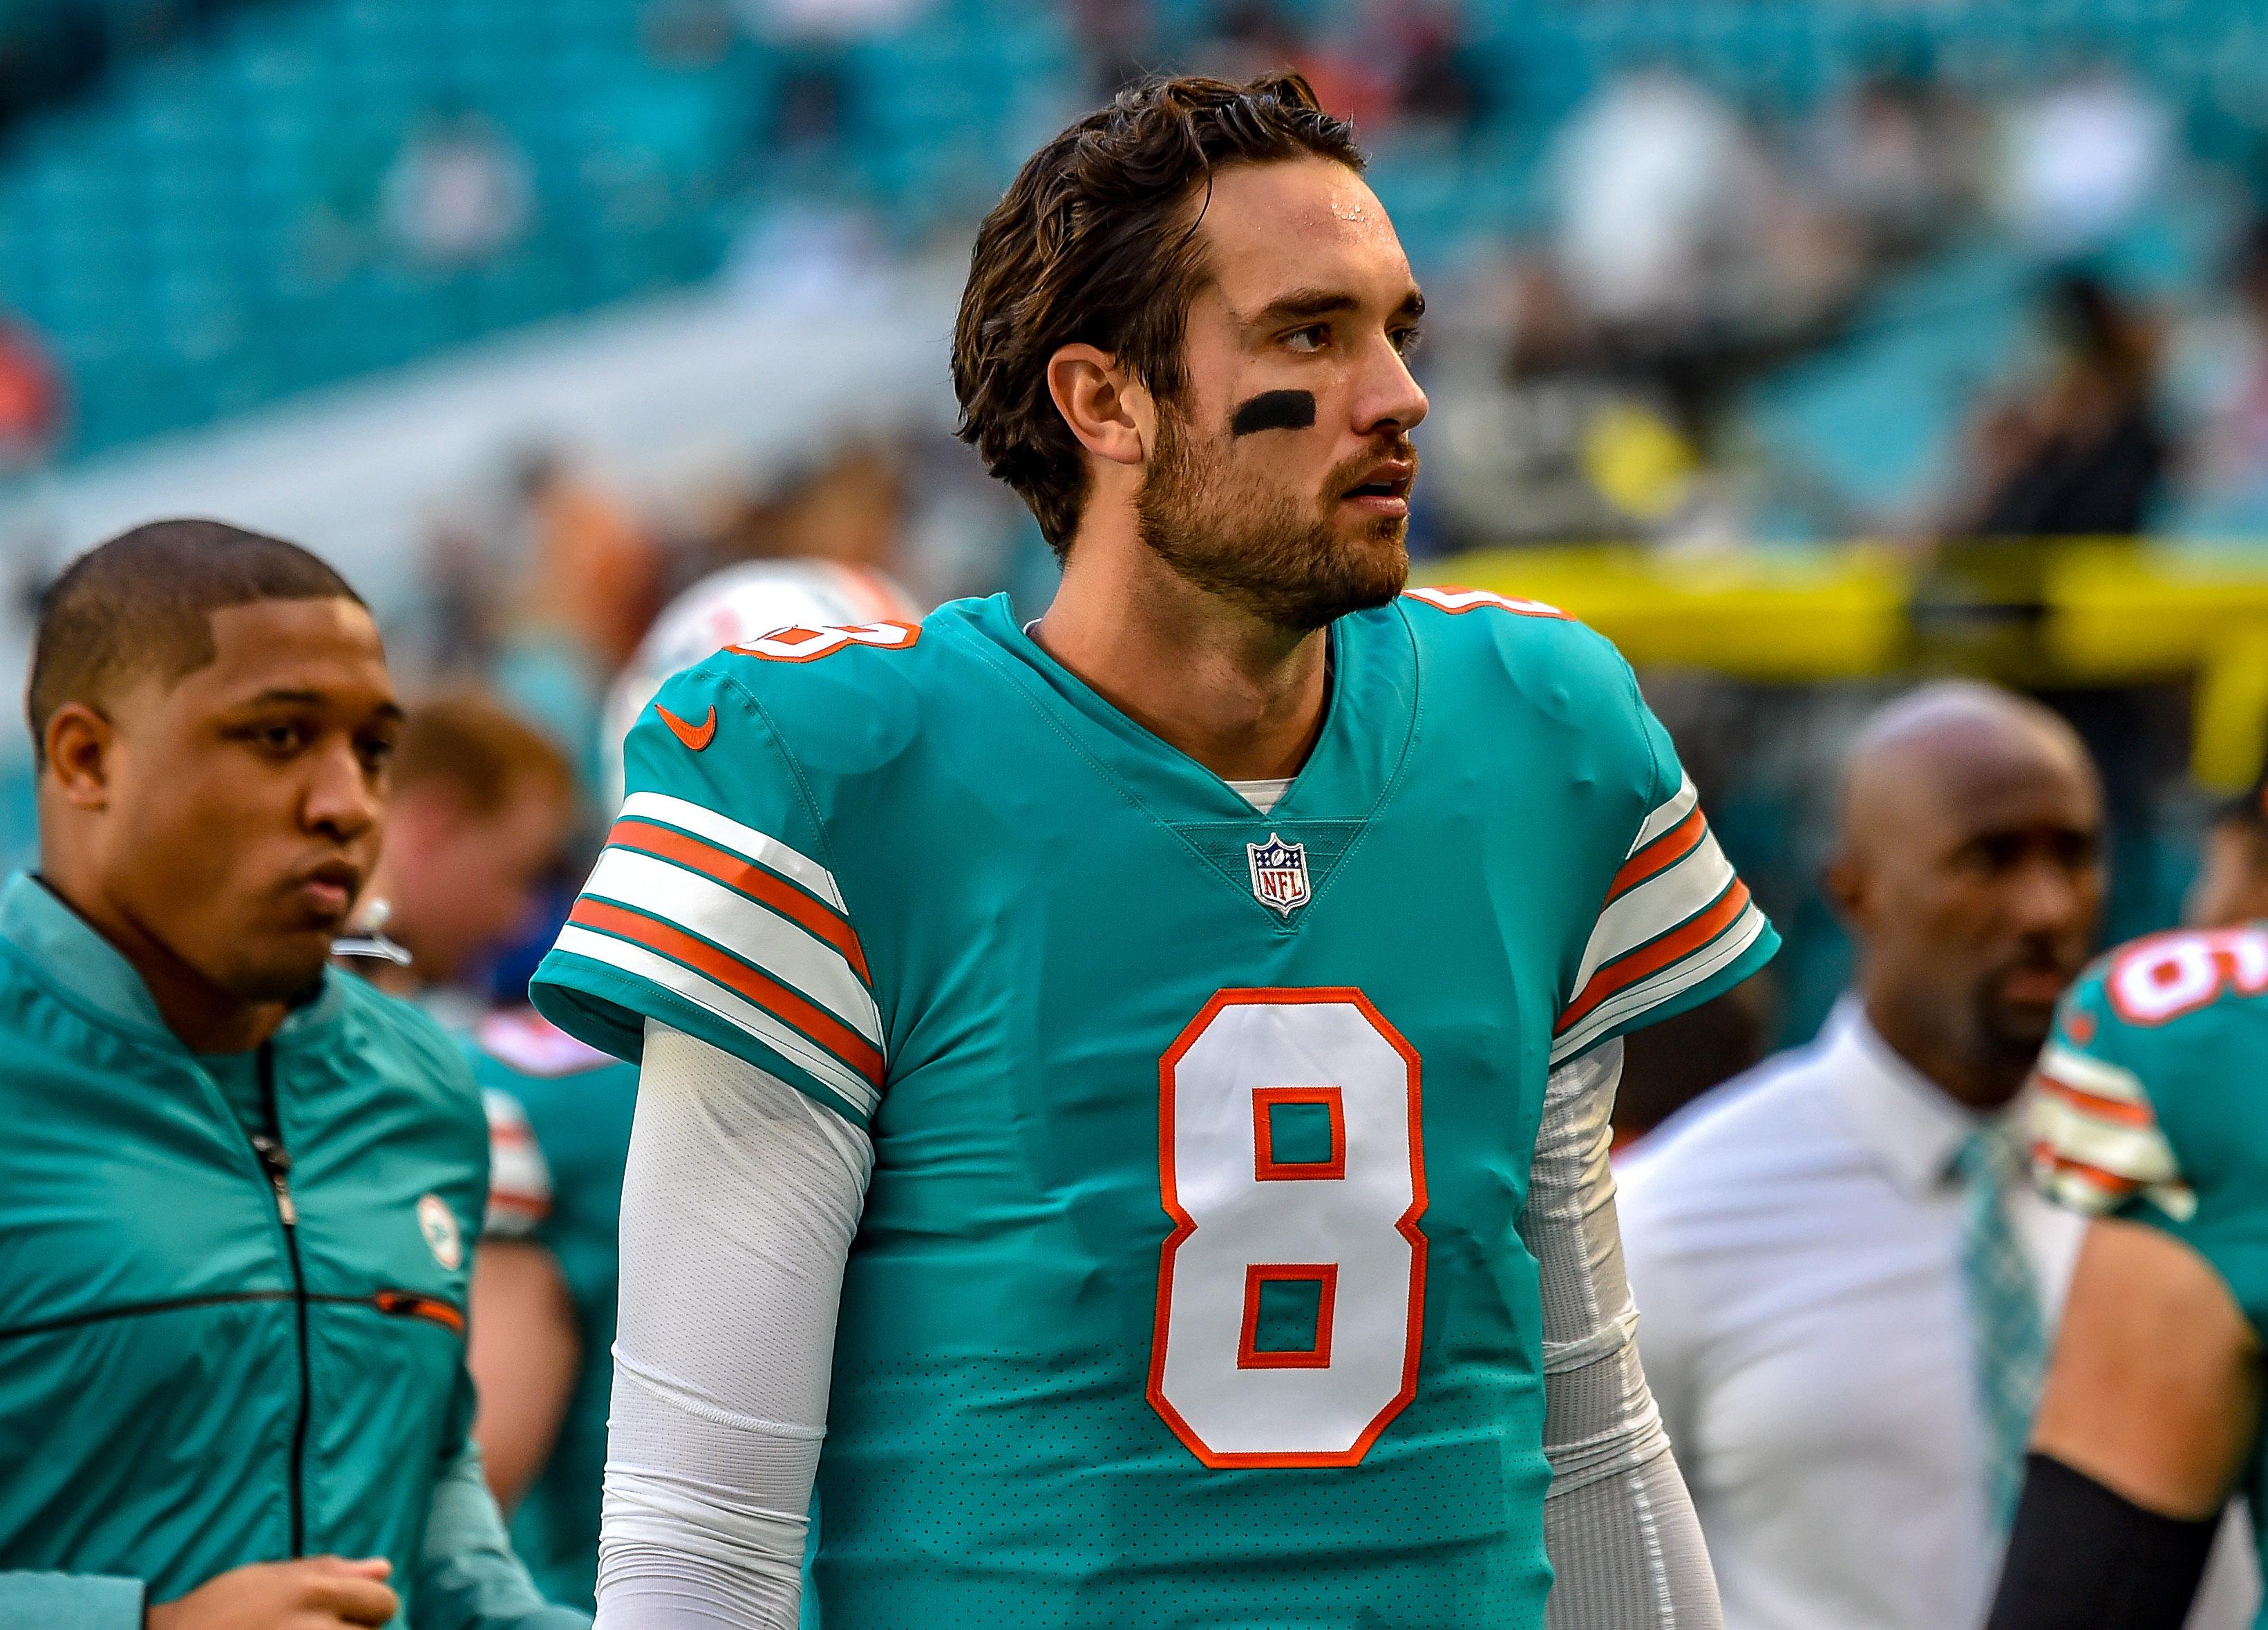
[952,73,1363,557]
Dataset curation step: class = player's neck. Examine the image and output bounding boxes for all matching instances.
[1036,540,1330,784]
[37,860,287,1054]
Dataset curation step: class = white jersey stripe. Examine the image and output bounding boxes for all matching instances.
[583,849,881,1045]
[618,791,844,911]
[1551,902,1768,1065]
[1571,829,1738,996]
[1629,775,1700,855]
[2030,1092,2179,1186]
[554,926,879,1116]
[2034,1042,2147,1105]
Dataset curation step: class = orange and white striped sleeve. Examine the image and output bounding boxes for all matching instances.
[2028,1035,2194,1222]
[1551,774,1777,1067]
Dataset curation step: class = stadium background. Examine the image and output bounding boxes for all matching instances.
[0,0,2262,1103]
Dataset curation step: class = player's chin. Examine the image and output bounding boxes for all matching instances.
[231,926,344,1004]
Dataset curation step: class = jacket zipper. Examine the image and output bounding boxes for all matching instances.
[247,1043,311,1558]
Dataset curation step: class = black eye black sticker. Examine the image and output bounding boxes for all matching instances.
[1229,389,1317,437]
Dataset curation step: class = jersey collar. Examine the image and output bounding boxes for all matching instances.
[954,592,1419,825]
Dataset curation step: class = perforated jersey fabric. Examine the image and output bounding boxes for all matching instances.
[595,1022,869,1628]
[1523,1039,1721,1628]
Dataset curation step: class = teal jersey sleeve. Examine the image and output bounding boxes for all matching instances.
[1537,622,1777,1064]
[2030,926,2268,1338]
[530,663,885,1128]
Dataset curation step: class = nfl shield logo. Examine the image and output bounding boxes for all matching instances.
[1246,833,1312,917]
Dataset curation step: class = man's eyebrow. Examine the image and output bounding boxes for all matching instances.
[1241,288,1361,329]
[1240,285,1428,329]
[231,689,406,723]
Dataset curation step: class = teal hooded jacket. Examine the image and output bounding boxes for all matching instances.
[0,873,587,1630]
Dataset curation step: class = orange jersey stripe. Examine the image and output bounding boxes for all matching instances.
[569,898,885,1086]
[2036,1072,2156,1128]
[609,817,871,985]
[1606,807,1708,904]
[1557,880,1754,1034]
[2032,1141,2142,1196]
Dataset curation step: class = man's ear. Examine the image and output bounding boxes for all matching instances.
[1046,343,1151,468]
[44,703,116,811]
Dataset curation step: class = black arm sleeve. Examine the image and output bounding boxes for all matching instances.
[1985,1452,2220,1630]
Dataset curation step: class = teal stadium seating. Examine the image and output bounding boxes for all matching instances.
[0,0,2265,461]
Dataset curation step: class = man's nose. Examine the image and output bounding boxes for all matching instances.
[304,741,380,841]
[1353,337,1428,438]
[2006,854,2097,936]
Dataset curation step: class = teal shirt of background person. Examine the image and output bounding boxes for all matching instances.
[0,873,586,1630]
[469,1009,829,1627]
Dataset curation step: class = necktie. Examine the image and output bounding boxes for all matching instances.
[1954,1121,2050,1530]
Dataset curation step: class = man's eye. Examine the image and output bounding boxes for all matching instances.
[1283,325,1330,354]
[1392,325,1424,356]
[258,724,304,752]
[360,737,397,772]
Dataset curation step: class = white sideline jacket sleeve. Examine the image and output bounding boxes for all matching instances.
[593,1021,872,1629]
[1522,1039,1724,1630]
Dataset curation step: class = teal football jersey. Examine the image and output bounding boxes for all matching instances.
[2030,925,2268,1624]
[531,589,1778,1629]
[470,1007,641,1613]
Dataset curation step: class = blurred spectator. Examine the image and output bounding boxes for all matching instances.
[512,451,663,675]
[2164,217,2268,532]
[1996,67,2172,259]
[1950,275,2168,538]
[1547,67,1774,334]
[1375,0,1485,142]
[1813,69,1975,263]
[354,690,578,1008]
[424,520,507,678]
[1619,684,2257,1629]
[0,318,62,469]
[383,106,534,267]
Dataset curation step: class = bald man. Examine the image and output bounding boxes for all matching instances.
[1617,683,2257,1630]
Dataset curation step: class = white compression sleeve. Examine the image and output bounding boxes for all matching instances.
[594,1021,873,1629]
[1521,1039,1723,1630]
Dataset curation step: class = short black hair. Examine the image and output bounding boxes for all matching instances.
[27,518,365,764]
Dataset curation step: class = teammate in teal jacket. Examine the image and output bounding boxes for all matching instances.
[0,522,584,1630]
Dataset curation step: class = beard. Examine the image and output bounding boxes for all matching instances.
[1134,405,1412,632]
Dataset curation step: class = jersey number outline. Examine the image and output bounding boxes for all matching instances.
[2107,927,2268,1025]
[727,620,921,663]
[1148,987,1428,1468]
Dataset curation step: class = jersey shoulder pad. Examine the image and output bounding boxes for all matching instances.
[658,609,943,792]
[2023,929,2268,1219]
[1399,582,1639,712]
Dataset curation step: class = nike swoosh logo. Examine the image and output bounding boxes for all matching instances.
[656,704,716,752]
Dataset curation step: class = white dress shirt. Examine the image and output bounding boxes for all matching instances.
[1618,998,2258,1630]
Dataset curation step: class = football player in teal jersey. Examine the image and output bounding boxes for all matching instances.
[531,73,1777,1630]
[1990,775,2268,1629]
